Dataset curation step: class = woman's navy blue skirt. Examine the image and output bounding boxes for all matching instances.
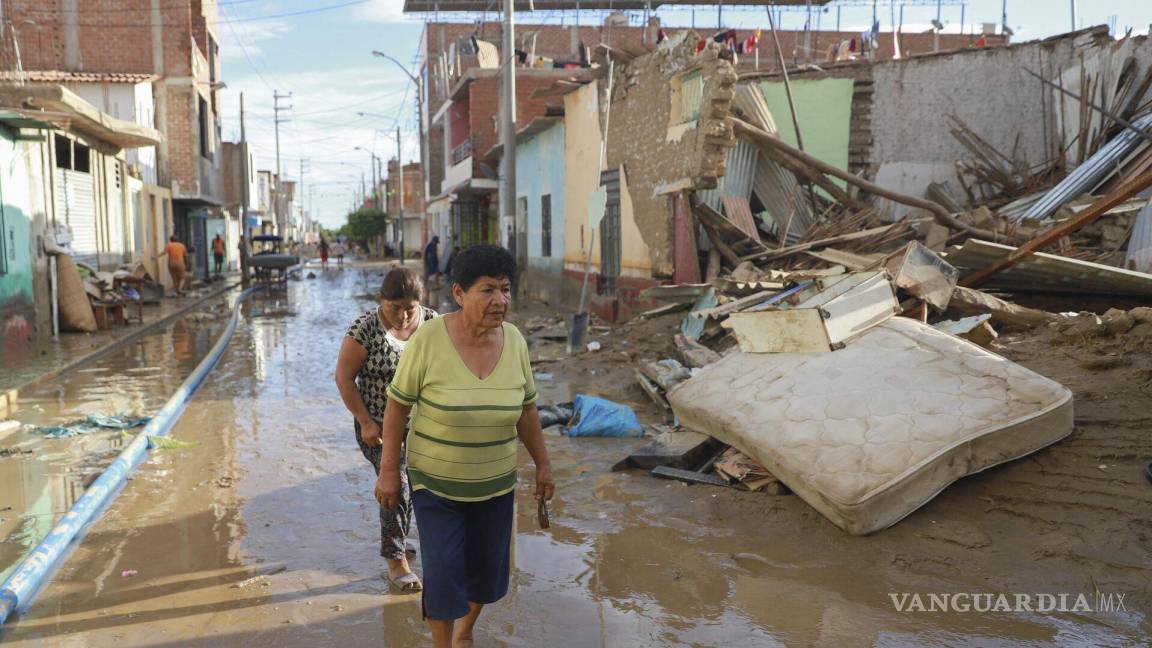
[411,488,514,620]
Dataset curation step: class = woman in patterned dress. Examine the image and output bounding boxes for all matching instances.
[336,266,438,591]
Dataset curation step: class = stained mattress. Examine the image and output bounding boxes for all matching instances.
[667,317,1073,535]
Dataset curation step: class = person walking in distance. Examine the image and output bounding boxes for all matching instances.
[211,233,226,276]
[335,267,438,592]
[238,234,251,287]
[155,235,189,296]
[332,240,347,268]
[424,236,441,282]
[318,237,330,270]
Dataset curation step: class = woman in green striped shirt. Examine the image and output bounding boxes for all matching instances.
[375,245,554,648]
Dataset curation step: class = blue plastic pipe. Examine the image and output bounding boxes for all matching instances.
[0,286,258,625]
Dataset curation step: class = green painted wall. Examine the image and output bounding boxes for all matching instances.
[758,78,854,192]
[0,128,36,351]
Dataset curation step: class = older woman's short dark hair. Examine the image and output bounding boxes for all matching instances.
[380,266,424,301]
[452,244,516,291]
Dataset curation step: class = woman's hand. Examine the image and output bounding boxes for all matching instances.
[535,463,555,502]
[359,419,383,446]
[375,470,402,510]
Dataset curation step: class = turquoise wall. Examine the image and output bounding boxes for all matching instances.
[0,129,35,343]
[514,122,566,261]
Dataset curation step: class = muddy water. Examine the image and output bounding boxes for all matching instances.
[0,315,227,585]
[1,265,1147,646]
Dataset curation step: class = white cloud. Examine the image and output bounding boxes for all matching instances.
[217,18,295,59]
[219,63,421,229]
[352,0,416,25]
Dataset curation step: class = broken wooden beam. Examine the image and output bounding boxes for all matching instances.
[731,117,1016,243]
[960,168,1152,288]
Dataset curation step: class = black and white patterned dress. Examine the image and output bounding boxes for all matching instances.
[346,305,438,559]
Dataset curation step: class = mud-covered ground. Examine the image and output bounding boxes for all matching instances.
[1,266,1148,646]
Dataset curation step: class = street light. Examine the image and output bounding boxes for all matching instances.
[353,145,382,212]
[372,50,428,265]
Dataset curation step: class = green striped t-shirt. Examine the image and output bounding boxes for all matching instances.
[387,317,537,502]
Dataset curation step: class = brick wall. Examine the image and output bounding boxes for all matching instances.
[423,21,652,116]
[164,85,198,196]
[428,125,446,197]
[466,74,565,177]
[386,162,423,214]
[2,0,201,76]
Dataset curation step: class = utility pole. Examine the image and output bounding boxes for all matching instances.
[240,92,249,236]
[1070,0,1077,32]
[298,158,309,234]
[501,0,523,289]
[273,90,292,237]
[397,126,405,263]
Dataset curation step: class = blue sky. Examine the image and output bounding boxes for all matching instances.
[217,0,1152,229]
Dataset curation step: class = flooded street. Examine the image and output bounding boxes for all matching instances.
[1,263,1148,647]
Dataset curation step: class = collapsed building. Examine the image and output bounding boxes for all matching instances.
[504,24,1152,319]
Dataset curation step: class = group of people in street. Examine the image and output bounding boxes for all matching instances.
[318,237,348,269]
[154,232,236,297]
[335,245,554,648]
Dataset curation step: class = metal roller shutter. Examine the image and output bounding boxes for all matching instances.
[56,168,99,269]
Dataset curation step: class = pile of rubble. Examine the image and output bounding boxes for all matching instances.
[609,55,1152,534]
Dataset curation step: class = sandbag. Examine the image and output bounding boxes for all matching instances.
[565,395,643,438]
[57,254,97,332]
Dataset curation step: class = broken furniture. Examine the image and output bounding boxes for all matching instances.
[722,271,900,353]
[668,317,1073,535]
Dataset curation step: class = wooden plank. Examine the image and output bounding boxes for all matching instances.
[723,310,832,353]
[721,195,762,243]
[650,465,731,487]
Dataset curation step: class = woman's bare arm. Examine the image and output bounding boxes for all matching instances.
[517,404,554,500]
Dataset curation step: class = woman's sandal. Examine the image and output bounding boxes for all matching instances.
[387,571,423,593]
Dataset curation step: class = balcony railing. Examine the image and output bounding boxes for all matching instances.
[451,140,473,165]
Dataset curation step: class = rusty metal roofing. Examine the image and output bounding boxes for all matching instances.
[0,71,158,84]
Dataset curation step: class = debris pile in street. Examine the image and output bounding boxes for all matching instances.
[605,58,1152,533]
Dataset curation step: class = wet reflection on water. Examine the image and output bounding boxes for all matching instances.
[0,314,225,583]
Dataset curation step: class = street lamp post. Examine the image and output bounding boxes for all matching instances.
[373,50,427,266]
[353,146,381,210]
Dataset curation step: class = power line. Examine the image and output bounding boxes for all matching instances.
[219,3,275,92]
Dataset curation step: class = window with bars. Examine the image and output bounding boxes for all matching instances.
[541,194,552,258]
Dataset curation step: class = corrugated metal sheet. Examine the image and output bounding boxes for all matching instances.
[730,83,812,242]
[1019,113,1152,222]
[944,239,1152,296]
[1125,199,1152,273]
[720,196,760,242]
[699,138,758,213]
[56,168,98,268]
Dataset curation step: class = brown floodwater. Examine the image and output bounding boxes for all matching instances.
[0,262,1147,646]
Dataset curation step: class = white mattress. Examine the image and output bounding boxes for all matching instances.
[667,317,1073,535]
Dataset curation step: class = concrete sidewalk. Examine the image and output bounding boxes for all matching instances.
[0,276,242,398]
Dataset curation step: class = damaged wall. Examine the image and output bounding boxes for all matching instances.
[560,82,654,319]
[868,27,1115,217]
[602,32,738,278]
